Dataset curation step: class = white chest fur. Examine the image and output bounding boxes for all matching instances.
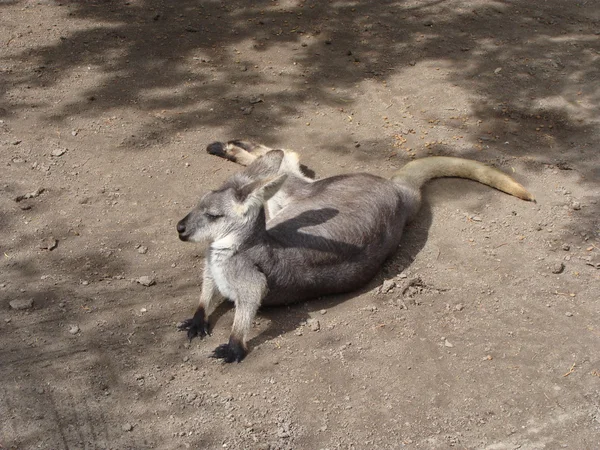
[208,236,238,300]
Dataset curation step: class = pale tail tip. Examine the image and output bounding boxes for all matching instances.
[521,191,536,202]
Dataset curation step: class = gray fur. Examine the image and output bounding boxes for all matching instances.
[177,141,532,361]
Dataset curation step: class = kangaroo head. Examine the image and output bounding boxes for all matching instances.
[177,173,287,244]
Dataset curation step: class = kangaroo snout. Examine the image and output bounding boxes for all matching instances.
[176,215,190,241]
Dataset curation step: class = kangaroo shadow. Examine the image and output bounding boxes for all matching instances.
[243,199,434,352]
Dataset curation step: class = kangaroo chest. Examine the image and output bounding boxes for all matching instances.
[207,244,237,300]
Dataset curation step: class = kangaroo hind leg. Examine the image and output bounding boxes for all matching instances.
[207,140,273,166]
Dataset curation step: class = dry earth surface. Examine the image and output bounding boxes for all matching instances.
[1,0,599,449]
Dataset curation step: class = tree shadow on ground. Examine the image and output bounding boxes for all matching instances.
[2,0,598,167]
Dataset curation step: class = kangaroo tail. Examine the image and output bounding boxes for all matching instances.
[392,156,534,218]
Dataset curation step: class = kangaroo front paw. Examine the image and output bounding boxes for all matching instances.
[178,308,210,341]
[211,337,247,363]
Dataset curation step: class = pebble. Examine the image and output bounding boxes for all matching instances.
[565,312,573,317]
[454,303,464,311]
[14,187,45,202]
[444,339,454,348]
[137,245,148,254]
[319,309,327,315]
[122,423,133,432]
[551,262,565,274]
[380,279,396,294]
[69,324,80,334]
[571,202,581,211]
[137,276,156,287]
[307,318,320,332]
[9,298,34,310]
[562,244,570,251]
[39,238,58,251]
[51,148,67,157]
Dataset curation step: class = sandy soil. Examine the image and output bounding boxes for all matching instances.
[1,0,599,449]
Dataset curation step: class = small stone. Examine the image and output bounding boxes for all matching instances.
[122,423,133,432]
[494,67,502,74]
[137,276,156,287]
[551,262,565,274]
[9,298,34,310]
[140,307,147,313]
[36,387,45,394]
[58,302,65,308]
[51,148,67,157]
[486,355,493,360]
[319,309,327,315]
[307,318,320,332]
[472,216,482,222]
[454,303,464,311]
[39,238,58,251]
[565,312,573,317]
[186,393,197,403]
[69,324,80,334]
[562,244,570,251]
[571,202,581,211]
[137,245,148,254]
[380,279,396,294]
[444,339,454,348]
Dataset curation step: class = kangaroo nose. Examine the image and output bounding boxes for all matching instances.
[176,220,186,234]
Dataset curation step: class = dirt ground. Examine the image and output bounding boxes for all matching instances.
[1,0,599,449]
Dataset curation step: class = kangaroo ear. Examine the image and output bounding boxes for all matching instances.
[238,174,287,215]
[243,149,285,179]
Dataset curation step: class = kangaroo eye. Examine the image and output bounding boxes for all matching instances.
[205,212,223,220]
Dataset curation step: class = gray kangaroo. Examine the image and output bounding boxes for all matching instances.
[176,140,534,362]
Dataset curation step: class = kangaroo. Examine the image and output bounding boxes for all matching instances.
[176,140,534,362]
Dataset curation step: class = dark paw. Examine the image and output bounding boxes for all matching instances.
[206,142,227,157]
[178,312,210,341]
[210,338,246,363]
